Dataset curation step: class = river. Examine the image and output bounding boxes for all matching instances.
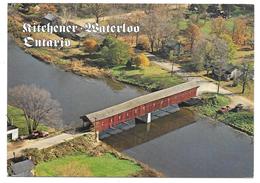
[8,37,253,177]
[8,37,146,127]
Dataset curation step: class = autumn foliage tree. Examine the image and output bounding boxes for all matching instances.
[211,17,227,37]
[186,23,201,53]
[232,18,248,45]
[83,38,98,54]
[133,53,150,68]
[137,36,150,50]
[38,3,57,15]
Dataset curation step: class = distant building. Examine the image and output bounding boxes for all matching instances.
[10,159,34,177]
[159,40,182,58]
[41,13,61,25]
[7,123,18,141]
[211,64,241,81]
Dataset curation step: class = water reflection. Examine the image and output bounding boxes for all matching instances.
[103,108,196,151]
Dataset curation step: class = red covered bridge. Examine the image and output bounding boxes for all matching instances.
[81,81,199,133]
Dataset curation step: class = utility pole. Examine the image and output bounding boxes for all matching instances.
[169,50,174,76]
[241,63,249,94]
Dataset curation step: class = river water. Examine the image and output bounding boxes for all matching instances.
[8,37,146,127]
[8,37,253,177]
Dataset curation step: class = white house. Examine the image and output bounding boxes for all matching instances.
[7,124,19,141]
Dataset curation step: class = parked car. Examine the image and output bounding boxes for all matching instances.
[217,105,231,114]
[29,131,48,139]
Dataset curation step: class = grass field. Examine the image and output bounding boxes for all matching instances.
[7,105,55,136]
[35,153,142,177]
[111,64,184,91]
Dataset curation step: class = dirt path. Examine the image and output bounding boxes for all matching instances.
[7,132,90,159]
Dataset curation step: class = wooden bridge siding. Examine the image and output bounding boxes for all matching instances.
[95,87,198,132]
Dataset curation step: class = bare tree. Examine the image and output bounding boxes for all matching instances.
[8,85,63,134]
[141,5,178,53]
[88,4,107,23]
[209,36,229,94]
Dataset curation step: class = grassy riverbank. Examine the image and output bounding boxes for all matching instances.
[22,135,163,177]
[7,105,55,136]
[111,65,184,91]
[192,93,254,135]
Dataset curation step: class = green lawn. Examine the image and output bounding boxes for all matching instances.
[35,153,142,177]
[196,93,231,116]
[7,105,54,136]
[111,65,184,91]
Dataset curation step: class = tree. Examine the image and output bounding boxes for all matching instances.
[191,38,211,72]
[83,38,98,54]
[221,4,235,17]
[60,4,72,24]
[240,61,253,94]
[219,34,237,61]
[232,18,248,45]
[100,36,130,66]
[186,23,201,53]
[196,4,208,23]
[127,12,144,46]
[133,53,150,68]
[88,4,107,23]
[8,85,63,134]
[141,5,178,53]
[211,17,226,37]
[136,36,150,50]
[209,36,229,93]
[38,3,57,15]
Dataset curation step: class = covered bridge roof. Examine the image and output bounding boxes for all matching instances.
[85,81,199,122]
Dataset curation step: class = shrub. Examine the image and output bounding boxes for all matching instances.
[221,111,254,133]
[133,53,150,68]
[83,38,98,54]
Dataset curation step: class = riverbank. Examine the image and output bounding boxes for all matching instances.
[18,134,163,177]
[7,105,56,136]
[190,93,254,136]
[9,12,185,92]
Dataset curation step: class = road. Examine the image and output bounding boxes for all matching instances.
[144,52,254,108]
[7,132,90,159]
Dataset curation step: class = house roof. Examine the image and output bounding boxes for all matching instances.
[43,13,57,21]
[10,160,34,175]
[7,123,18,131]
[85,81,200,122]
[212,64,237,73]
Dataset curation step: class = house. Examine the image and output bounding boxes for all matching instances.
[212,64,241,81]
[7,123,18,141]
[159,40,182,58]
[10,159,34,177]
[41,13,61,26]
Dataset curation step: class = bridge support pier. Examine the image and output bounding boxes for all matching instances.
[147,112,151,123]
[137,112,152,123]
